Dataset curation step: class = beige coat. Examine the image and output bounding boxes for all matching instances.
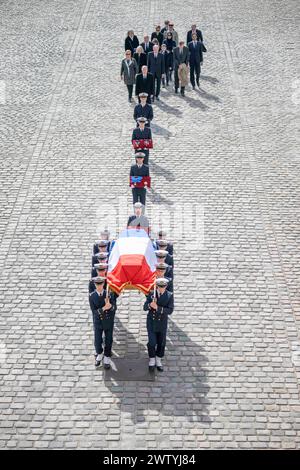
[178,63,189,87]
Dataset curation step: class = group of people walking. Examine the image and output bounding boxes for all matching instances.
[89,21,206,374]
[121,21,207,100]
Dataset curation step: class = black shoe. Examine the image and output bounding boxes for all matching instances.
[156,365,163,372]
[104,363,111,370]
[181,91,185,96]
[149,365,155,372]
[196,81,200,87]
[94,354,102,367]
[156,96,160,101]
[192,86,195,90]
[175,88,178,94]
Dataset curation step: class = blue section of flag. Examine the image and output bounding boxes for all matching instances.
[131,176,143,183]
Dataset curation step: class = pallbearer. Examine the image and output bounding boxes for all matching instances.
[89,276,118,369]
[155,262,173,292]
[153,230,174,255]
[93,230,111,255]
[132,116,153,165]
[89,262,108,293]
[155,248,174,267]
[144,277,174,372]
[92,251,109,267]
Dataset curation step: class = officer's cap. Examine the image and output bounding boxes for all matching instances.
[92,276,106,285]
[100,229,110,237]
[156,262,168,270]
[156,277,169,287]
[137,116,147,123]
[134,202,143,209]
[94,263,108,271]
[135,152,145,158]
[155,249,169,258]
[139,92,148,98]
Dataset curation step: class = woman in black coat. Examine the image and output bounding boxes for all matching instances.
[125,30,139,54]
[133,46,147,73]
[163,32,176,81]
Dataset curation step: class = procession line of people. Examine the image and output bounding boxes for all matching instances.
[89,20,207,373]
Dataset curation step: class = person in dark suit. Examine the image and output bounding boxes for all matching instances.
[144,277,174,372]
[188,32,204,88]
[173,41,189,95]
[89,276,118,368]
[132,118,152,165]
[134,93,154,127]
[120,50,138,102]
[125,30,139,54]
[151,25,164,46]
[133,46,147,73]
[127,202,150,231]
[141,35,153,55]
[135,66,154,103]
[187,24,204,44]
[129,153,150,207]
[147,45,165,101]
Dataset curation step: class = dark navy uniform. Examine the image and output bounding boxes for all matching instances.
[153,239,174,256]
[130,163,150,207]
[89,269,107,293]
[93,241,111,255]
[134,103,153,127]
[132,126,152,165]
[144,288,174,359]
[89,289,118,357]
[92,253,108,266]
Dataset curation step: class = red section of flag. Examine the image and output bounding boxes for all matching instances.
[107,254,156,295]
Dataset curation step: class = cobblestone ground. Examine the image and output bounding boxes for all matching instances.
[0,0,299,450]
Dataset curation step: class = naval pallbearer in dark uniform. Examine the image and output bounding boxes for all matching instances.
[143,277,174,372]
[130,152,150,208]
[131,116,152,165]
[133,93,153,127]
[89,276,118,369]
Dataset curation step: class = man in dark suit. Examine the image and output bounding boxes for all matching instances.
[141,35,153,55]
[129,153,150,207]
[151,25,164,46]
[143,277,174,372]
[133,93,154,127]
[188,32,204,88]
[173,41,189,95]
[147,45,165,101]
[186,24,205,45]
[135,66,154,103]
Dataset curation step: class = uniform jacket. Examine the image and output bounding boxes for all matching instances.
[120,58,138,85]
[143,290,174,316]
[130,163,150,177]
[147,52,165,77]
[132,126,152,142]
[141,41,153,55]
[187,28,203,44]
[133,103,153,125]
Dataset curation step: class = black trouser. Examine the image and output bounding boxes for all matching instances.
[132,187,146,206]
[153,74,161,97]
[135,149,149,165]
[190,62,200,86]
[127,84,133,99]
[92,311,115,357]
[147,314,168,358]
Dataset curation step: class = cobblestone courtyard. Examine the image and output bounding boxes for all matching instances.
[0,0,299,449]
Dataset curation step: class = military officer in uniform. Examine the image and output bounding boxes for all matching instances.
[153,231,174,255]
[91,240,109,265]
[89,262,108,293]
[93,230,111,255]
[132,116,152,165]
[155,248,174,267]
[143,278,174,372]
[89,276,118,369]
[133,93,154,127]
[127,202,150,233]
[156,262,173,292]
[92,251,109,267]
[130,153,150,207]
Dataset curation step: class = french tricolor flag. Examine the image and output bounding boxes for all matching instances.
[107,229,156,295]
